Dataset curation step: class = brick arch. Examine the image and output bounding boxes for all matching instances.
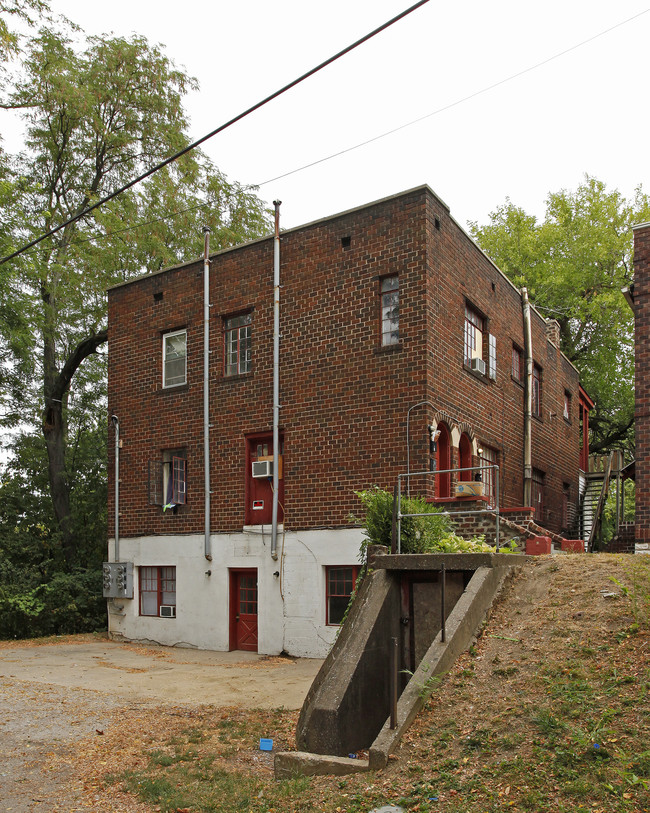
[457,421,476,443]
[430,410,456,433]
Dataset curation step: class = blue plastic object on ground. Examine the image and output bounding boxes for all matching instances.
[260,738,273,751]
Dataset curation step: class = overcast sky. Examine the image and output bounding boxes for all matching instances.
[4,0,649,232]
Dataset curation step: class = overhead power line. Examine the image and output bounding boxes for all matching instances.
[254,6,650,189]
[0,0,429,266]
[72,5,650,249]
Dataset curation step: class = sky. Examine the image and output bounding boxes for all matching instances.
[3,0,650,233]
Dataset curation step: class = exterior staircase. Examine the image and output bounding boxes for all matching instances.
[581,452,625,552]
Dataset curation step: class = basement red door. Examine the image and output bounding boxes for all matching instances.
[229,569,258,652]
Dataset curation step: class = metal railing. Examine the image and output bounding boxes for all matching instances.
[394,464,501,552]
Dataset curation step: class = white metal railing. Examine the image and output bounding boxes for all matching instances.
[395,464,501,552]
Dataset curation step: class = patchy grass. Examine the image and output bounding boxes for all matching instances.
[81,555,649,812]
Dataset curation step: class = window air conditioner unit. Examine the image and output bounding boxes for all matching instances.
[470,357,486,375]
[252,460,273,478]
[159,605,176,618]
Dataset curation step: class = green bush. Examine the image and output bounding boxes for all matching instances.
[353,486,497,557]
[0,570,105,639]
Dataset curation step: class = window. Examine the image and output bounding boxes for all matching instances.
[464,305,484,365]
[532,469,545,523]
[326,566,359,625]
[149,451,187,510]
[488,334,497,381]
[224,313,252,376]
[563,391,571,422]
[140,566,176,617]
[162,330,187,387]
[532,364,542,417]
[512,344,523,382]
[479,445,498,509]
[380,276,399,346]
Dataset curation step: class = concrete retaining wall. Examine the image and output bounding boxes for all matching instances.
[281,553,522,777]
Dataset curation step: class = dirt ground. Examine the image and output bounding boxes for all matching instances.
[0,639,322,812]
[1,554,647,813]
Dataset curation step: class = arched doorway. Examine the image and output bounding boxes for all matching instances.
[436,423,451,498]
[459,433,472,481]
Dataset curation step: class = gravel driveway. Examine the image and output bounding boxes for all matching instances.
[0,637,322,811]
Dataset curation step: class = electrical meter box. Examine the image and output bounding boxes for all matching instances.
[102,562,134,599]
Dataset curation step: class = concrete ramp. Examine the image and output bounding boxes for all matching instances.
[277,552,522,778]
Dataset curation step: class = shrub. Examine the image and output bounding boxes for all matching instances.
[353,487,495,557]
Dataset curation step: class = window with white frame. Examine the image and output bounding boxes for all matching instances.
[162,330,187,388]
[464,305,484,365]
[380,276,399,346]
[512,344,523,383]
[148,450,187,511]
[488,334,497,380]
[140,566,176,617]
[533,364,542,417]
[326,566,360,625]
[224,313,252,376]
[563,391,571,422]
[163,330,187,387]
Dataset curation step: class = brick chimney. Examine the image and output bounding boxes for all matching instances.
[545,318,561,347]
[633,222,650,545]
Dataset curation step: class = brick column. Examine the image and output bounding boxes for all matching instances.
[633,223,650,546]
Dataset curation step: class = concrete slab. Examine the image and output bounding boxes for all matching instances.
[0,639,323,709]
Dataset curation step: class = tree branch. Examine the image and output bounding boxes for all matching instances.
[51,328,108,402]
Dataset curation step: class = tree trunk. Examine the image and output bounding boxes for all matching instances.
[41,319,108,569]
[43,397,75,566]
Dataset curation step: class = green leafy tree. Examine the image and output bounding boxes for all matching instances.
[470,176,650,455]
[0,1,48,65]
[0,20,270,568]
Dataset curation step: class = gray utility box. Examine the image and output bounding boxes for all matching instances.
[102,562,134,599]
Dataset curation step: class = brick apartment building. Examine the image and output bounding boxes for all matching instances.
[107,185,584,657]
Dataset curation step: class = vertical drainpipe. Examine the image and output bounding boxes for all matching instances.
[203,226,212,561]
[522,287,533,507]
[111,415,120,562]
[271,201,281,561]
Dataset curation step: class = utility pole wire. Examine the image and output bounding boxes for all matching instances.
[255,6,650,189]
[0,0,430,266]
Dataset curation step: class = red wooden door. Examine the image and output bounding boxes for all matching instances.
[246,435,284,525]
[229,569,258,651]
[435,423,451,497]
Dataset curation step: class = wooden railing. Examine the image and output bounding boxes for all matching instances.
[588,451,624,474]
[587,453,614,552]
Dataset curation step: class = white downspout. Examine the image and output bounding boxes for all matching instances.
[203,226,212,561]
[111,414,120,561]
[522,287,533,507]
[271,201,281,561]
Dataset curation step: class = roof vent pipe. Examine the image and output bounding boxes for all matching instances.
[203,226,212,561]
[111,414,120,562]
[271,201,281,561]
[522,288,533,506]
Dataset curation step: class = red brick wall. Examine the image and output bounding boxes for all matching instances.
[107,186,580,539]
[634,224,650,545]
[423,194,579,530]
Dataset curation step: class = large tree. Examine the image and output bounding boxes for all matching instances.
[470,176,650,456]
[0,21,270,567]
